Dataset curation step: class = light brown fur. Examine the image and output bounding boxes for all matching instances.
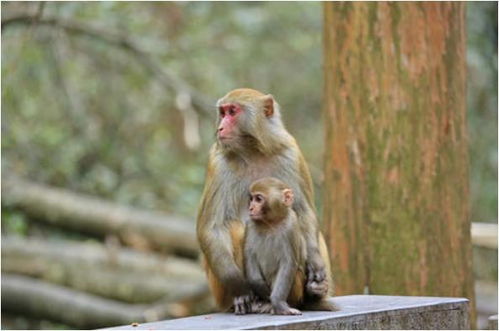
[197,88,333,311]
[203,221,245,310]
[287,269,305,307]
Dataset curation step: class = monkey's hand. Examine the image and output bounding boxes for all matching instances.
[233,294,253,315]
[306,260,328,298]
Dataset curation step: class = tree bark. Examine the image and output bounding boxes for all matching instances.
[2,176,198,257]
[323,2,474,324]
[2,237,206,303]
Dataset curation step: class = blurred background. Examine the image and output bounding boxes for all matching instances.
[1,2,496,329]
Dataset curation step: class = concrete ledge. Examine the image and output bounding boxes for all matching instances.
[106,295,469,330]
[488,314,498,330]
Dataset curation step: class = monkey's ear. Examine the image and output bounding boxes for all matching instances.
[282,188,294,207]
[262,94,274,117]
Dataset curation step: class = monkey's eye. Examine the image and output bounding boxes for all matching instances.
[255,195,263,203]
[219,108,225,117]
[228,107,235,116]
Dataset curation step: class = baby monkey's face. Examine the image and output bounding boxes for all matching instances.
[248,192,266,222]
[248,177,295,224]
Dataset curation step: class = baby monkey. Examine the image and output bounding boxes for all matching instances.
[234,177,336,315]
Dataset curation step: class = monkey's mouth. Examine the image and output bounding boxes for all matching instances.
[217,135,235,143]
[249,213,261,220]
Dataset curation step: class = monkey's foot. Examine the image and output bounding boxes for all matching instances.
[272,307,302,315]
[271,301,302,315]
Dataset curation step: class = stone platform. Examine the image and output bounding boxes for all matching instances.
[106,295,469,330]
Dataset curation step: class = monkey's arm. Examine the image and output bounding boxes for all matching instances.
[301,208,327,291]
[270,254,301,315]
[296,152,328,297]
[245,250,271,299]
[197,151,249,299]
[199,226,249,296]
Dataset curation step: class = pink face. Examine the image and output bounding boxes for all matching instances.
[217,103,243,140]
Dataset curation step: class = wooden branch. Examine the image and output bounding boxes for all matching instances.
[1,14,215,115]
[1,274,179,328]
[2,176,199,257]
[2,236,206,303]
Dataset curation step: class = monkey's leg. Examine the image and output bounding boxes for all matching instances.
[203,221,246,311]
[245,246,271,302]
[243,259,271,314]
[204,258,232,310]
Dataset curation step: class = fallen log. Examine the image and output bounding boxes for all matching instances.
[1,274,205,328]
[3,259,206,303]
[2,236,206,303]
[2,176,198,257]
[471,222,498,249]
[2,236,204,279]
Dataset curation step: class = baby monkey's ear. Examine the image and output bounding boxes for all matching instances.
[282,188,294,207]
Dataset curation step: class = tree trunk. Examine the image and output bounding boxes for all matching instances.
[2,176,198,257]
[323,1,474,324]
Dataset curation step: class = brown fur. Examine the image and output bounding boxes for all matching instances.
[203,221,245,310]
[287,269,305,307]
[242,178,334,314]
[221,88,266,103]
[197,88,333,311]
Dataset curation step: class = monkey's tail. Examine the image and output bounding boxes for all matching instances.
[301,299,339,312]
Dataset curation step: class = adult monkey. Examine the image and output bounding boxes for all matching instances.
[197,88,332,310]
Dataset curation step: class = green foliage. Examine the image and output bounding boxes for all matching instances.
[1,2,324,226]
[1,2,496,230]
[2,210,28,235]
[467,2,498,223]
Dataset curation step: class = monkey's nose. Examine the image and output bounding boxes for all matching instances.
[218,127,229,139]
